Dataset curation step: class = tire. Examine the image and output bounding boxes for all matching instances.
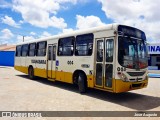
[78,73,87,93]
[28,67,35,80]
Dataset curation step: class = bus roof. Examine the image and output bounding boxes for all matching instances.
[16,23,144,45]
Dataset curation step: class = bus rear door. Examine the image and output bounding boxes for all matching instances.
[47,44,56,79]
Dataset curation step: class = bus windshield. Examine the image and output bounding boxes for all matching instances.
[118,36,148,69]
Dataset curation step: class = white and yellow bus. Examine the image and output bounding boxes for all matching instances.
[14,24,148,93]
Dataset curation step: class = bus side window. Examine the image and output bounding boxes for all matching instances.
[21,44,29,57]
[37,41,47,56]
[97,40,103,62]
[16,45,22,57]
[106,39,114,62]
[29,43,36,56]
[75,33,93,56]
[58,36,75,56]
[48,46,52,60]
[53,46,56,60]
[48,46,56,60]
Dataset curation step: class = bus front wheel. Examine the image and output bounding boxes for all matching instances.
[78,73,87,93]
[28,67,35,80]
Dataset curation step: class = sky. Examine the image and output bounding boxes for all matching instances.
[0,0,160,45]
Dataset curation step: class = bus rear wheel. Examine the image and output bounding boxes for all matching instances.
[28,67,35,80]
[78,73,87,93]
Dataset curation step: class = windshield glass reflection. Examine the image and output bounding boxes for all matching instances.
[118,36,148,69]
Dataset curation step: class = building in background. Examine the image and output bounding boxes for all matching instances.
[148,43,160,70]
[0,44,16,66]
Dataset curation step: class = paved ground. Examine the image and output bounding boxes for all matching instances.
[0,66,159,119]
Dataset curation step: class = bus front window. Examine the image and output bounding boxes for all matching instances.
[118,36,148,69]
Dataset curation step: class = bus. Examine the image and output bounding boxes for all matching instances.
[14,24,148,93]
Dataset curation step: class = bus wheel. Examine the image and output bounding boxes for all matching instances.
[78,73,87,93]
[28,67,35,80]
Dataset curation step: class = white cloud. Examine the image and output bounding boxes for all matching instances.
[0,0,12,8]
[40,31,52,38]
[50,16,67,29]
[98,0,160,43]
[62,28,74,33]
[1,15,20,28]
[0,29,14,40]
[12,0,77,29]
[17,35,35,43]
[19,20,24,24]
[30,32,36,36]
[76,15,106,29]
[18,31,52,43]
[61,15,105,34]
[55,0,77,4]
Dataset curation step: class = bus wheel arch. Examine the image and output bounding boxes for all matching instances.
[28,65,35,80]
[73,70,87,93]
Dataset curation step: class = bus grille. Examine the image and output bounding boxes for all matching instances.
[127,72,145,76]
[129,78,143,81]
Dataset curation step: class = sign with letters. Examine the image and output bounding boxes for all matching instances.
[148,45,160,54]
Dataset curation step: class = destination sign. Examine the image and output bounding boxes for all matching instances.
[118,25,146,40]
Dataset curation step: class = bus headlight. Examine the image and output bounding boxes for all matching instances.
[121,73,128,82]
[118,72,128,82]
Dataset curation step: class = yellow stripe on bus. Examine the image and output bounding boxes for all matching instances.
[14,65,148,93]
[14,66,28,74]
[14,66,94,86]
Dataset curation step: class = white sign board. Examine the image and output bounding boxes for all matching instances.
[148,45,160,54]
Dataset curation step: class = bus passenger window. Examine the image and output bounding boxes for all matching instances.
[16,45,22,57]
[37,41,47,56]
[48,46,56,60]
[48,46,52,60]
[75,33,93,56]
[97,40,103,62]
[106,39,114,62]
[58,36,75,56]
[29,43,36,56]
[21,44,28,57]
[53,46,56,60]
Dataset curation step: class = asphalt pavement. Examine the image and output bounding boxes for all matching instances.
[0,66,159,119]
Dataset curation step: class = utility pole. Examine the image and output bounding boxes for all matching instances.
[23,36,25,42]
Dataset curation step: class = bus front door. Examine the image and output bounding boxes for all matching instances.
[95,38,114,90]
[47,44,56,79]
